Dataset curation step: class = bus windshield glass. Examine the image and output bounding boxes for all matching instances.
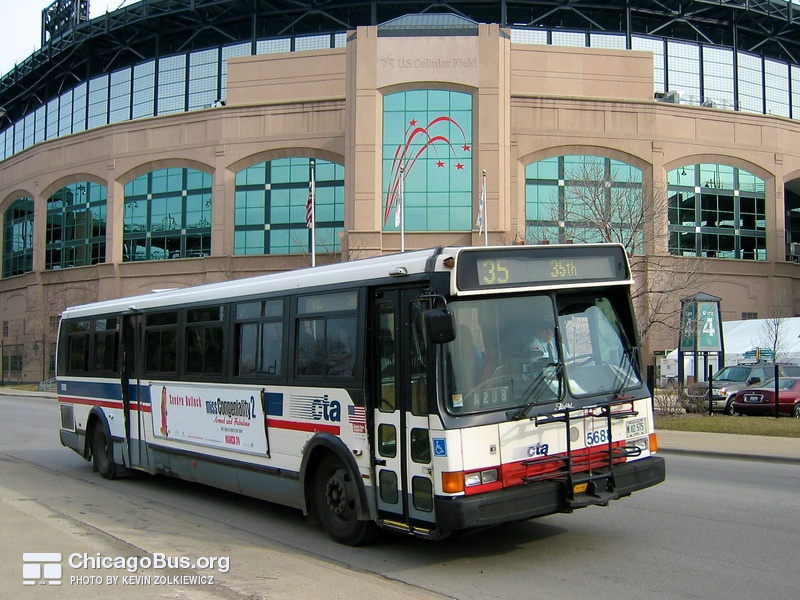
[445,294,642,415]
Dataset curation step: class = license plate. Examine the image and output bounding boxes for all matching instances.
[626,418,646,438]
[744,394,762,403]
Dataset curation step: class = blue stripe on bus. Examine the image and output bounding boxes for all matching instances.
[59,379,152,404]
[59,380,123,401]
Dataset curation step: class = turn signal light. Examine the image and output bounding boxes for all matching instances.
[442,471,464,494]
[649,433,658,453]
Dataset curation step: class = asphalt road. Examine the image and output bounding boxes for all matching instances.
[1,393,799,599]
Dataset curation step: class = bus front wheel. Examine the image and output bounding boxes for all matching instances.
[313,455,375,545]
[91,424,118,480]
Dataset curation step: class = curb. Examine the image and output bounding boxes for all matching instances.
[659,446,800,466]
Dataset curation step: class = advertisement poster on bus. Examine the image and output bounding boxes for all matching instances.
[150,383,267,455]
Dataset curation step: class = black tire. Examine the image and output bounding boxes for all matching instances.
[793,404,800,419]
[724,397,736,415]
[313,455,376,545]
[91,423,118,480]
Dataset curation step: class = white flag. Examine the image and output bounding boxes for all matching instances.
[395,173,403,228]
[476,175,486,235]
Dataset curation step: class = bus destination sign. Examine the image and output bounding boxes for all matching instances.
[455,245,629,291]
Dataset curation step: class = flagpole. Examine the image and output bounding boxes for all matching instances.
[399,165,405,253]
[482,170,488,246]
[307,159,316,267]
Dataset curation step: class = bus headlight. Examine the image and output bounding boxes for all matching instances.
[465,468,498,487]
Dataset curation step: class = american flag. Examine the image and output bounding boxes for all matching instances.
[348,405,366,433]
[305,170,315,229]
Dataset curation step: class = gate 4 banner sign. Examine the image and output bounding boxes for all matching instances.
[696,301,722,352]
[679,297,722,352]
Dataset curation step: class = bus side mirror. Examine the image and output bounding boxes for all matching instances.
[425,308,456,344]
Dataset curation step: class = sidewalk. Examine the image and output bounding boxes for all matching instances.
[656,428,800,464]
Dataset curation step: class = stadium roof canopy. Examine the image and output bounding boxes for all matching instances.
[2,0,800,123]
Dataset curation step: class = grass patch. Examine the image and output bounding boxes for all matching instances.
[656,414,800,438]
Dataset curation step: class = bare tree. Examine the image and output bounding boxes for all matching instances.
[629,255,711,348]
[754,290,792,360]
[526,157,657,253]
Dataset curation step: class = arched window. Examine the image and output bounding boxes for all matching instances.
[524,155,644,253]
[382,90,473,231]
[234,158,344,255]
[668,164,766,260]
[123,168,212,261]
[3,197,34,277]
[46,182,107,269]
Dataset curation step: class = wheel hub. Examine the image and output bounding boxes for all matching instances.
[326,473,348,516]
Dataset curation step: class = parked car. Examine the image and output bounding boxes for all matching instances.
[682,362,800,414]
[730,377,800,417]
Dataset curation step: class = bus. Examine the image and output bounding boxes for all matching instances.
[56,243,665,545]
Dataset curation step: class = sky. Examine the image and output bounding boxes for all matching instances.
[0,0,132,76]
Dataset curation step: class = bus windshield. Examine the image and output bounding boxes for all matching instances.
[445,294,641,415]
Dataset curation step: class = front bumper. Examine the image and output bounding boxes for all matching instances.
[435,456,665,535]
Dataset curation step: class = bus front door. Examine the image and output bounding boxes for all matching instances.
[371,288,436,536]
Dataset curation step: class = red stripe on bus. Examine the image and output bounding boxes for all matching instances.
[268,419,340,435]
[59,396,121,410]
[58,396,151,413]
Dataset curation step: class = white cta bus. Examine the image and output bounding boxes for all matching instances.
[57,244,665,544]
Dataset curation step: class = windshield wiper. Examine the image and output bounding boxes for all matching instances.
[507,362,562,421]
[612,344,638,399]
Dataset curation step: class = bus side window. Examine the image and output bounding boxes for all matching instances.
[235,299,284,378]
[296,318,324,376]
[93,318,120,374]
[260,321,283,375]
[143,311,178,374]
[68,334,89,373]
[185,306,224,376]
[237,322,258,376]
[326,317,356,377]
[294,290,359,379]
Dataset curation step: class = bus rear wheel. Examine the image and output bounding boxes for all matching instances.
[313,455,375,545]
[91,424,118,480]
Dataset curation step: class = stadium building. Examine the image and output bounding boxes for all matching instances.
[2,0,800,383]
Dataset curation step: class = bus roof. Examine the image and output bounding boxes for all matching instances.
[60,243,631,319]
[61,248,443,319]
